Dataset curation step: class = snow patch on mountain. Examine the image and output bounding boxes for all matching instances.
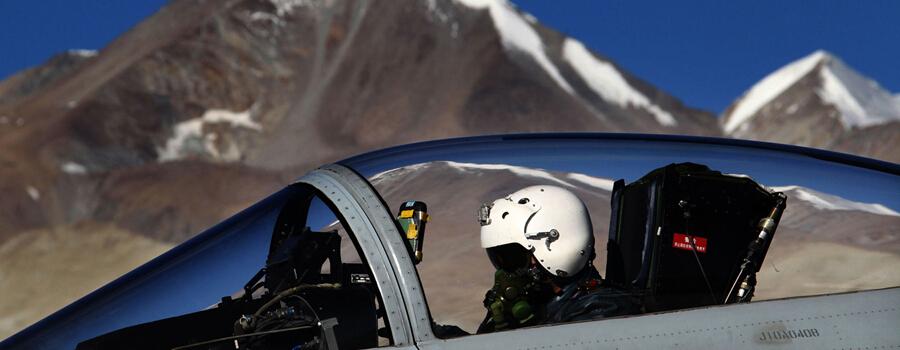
[562,39,677,126]
[370,161,617,195]
[201,109,261,130]
[785,103,800,114]
[771,185,899,217]
[61,162,87,175]
[158,109,261,162]
[250,11,283,25]
[566,173,614,191]
[270,0,309,16]
[424,0,452,23]
[369,163,429,184]
[723,51,826,133]
[369,161,577,187]
[725,173,755,180]
[522,12,538,24]
[25,186,40,201]
[455,0,573,94]
[446,161,576,187]
[816,56,900,128]
[67,49,97,58]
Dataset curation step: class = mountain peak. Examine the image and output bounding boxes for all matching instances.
[723,50,900,134]
[722,50,828,133]
[807,49,834,63]
[816,54,900,128]
[446,0,709,130]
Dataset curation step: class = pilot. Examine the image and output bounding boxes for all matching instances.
[475,185,640,333]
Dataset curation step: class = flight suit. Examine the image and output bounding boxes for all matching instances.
[476,266,641,333]
[544,267,641,323]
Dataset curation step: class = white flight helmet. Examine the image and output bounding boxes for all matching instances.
[478,185,594,277]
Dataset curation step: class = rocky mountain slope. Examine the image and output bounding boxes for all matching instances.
[721,50,900,163]
[0,0,718,243]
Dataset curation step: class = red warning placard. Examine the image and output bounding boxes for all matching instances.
[673,233,707,253]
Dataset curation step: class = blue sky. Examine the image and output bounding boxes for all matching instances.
[0,1,168,78]
[512,0,900,113]
[1,1,899,114]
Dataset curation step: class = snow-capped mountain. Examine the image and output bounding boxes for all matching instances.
[721,50,900,162]
[770,185,899,217]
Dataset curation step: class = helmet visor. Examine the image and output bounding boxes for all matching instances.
[486,243,532,271]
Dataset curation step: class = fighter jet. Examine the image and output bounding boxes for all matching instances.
[2,133,898,349]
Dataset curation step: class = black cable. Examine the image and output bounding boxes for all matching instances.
[171,325,317,350]
[688,235,717,304]
[287,294,321,322]
[683,208,717,304]
[246,294,324,348]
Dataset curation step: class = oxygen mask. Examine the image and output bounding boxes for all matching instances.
[483,244,551,330]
